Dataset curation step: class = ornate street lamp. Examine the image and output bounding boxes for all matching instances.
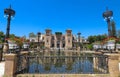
[3,5,15,53]
[37,32,41,46]
[4,5,15,42]
[103,7,113,37]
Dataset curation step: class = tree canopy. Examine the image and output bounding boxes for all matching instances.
[87,34,107,44]
[29,32,36,37]
[0,31,5,43]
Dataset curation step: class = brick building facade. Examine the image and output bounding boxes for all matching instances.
[29,29,80,49]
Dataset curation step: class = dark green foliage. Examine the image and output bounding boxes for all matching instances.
[55,32,62,35]
[9,34,16,38]
[87,36,96,44]
[29,32,36,37]
[0,31,5,43]
[87,34,107,44]
[87,44,93,50]
[117,41,120,44]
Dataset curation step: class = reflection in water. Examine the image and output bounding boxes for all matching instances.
[28,56,94,74]
[17,51,108,74]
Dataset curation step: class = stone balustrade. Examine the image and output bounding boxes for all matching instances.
[4,51,120,77]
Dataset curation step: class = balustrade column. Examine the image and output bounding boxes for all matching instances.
[104,53,120,77]
[93,57,98,69]
[4,54,17,77]
[93,52,102,70]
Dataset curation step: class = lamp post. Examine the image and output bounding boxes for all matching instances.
[77,32,81,51]
[4,5,15,42]
[3,5,15,53]
[103,7,113,37]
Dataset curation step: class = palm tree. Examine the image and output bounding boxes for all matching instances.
[111,20,117,51]
[111,20,116,37]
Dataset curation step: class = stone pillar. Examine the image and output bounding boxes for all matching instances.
[93,57,98,69]
[93,52,102,70]
[4,54,17,77]
[105,53,120,77]
[60,41,62,49]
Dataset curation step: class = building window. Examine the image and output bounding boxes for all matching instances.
[57,41,60,48]
[68,40,70,43]
[51,44,54,47]
[46,32,50,36]
[31,39,35,42]
[52,36,54,40]
[63,43,65,47]
[67,32,71,36]
[42,37,44,40]
[47,39,49,45]
[62,36,65,40]
[68,38,70,43]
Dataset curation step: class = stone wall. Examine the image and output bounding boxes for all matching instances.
[16,74,110,77]
[105,54,120,77]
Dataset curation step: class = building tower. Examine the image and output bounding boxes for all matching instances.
[45,29,52,48]
[65,29,73,49]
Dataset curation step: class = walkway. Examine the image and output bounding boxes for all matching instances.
[0,62,5,77]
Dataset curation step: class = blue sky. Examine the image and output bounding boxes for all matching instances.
[0,0,120,38]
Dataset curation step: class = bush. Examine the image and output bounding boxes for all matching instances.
[87,44,93,50]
